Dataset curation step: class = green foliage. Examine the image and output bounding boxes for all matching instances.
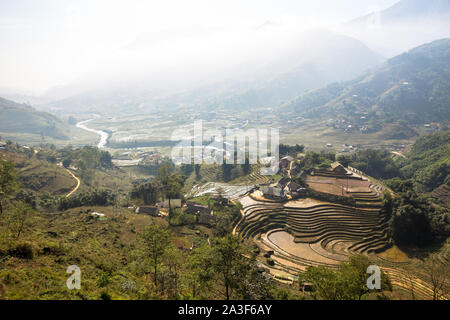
[58,190,115,210]
[347,149,400,179]
[130,181,160,205]
[399,130,450,191]
[5,200,35,239]
[169,208,196,226]
[212,204,241,237]
[156,165,184,200]
[5,241,34,259]
[38,192,60,210]
[185,243,215,299]
[298,151,335,173]
[279,144,304,157]
[299,255,391,300]
[211,234,246,300]
[62,158,72,168]
[0,157,20,213]
[61,146,112,170]
[389,190,449,246]
[140,224,172,287]
[14,190,37,209]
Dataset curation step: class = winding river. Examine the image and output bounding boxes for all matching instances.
[76,118,109,149]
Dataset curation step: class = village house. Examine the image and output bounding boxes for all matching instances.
[260,186,285,199]
[276,177,290,189]
[331,162,347,175]
[185,202,210,215]
[136,206,160,217]
[185,202,216,226]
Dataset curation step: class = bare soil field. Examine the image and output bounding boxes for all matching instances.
[283,198,330,208]
[306,175,373,197]
[267,231,337,265]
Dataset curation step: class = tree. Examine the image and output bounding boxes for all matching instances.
[423,253,449,300]
[46,155,57,164]
[185,243,215,299]
[156,165,184,222]
[99,151,113,168]
[68,116,77,125]
[336,155,351,167]
[299,255,391,300]
[339,255,391,300]
[236,257,273,300]
[162,245,184,298]
[8,200,34,239]
[347,149,400,179]
[0,158,19,214]
[211,234,246,300]
[389,191,434,246]
[180,164,194,177]
[194,164,201,180]
[130,182,160,205]
[299,265,340,300]
[140,224,172,287]
[62,158,72,168]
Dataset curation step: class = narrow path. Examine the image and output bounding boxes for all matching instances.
[231,199,245,236]
[287,159,294,178]
[65,169,80,198]
[391,151,406,159]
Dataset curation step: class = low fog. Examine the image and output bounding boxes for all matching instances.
[0,0,449,108]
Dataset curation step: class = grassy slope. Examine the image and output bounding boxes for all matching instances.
[0,207,171,299]
[4,151,76,196]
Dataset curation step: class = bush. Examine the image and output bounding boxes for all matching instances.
[58,190,115,210]
[7,242,34,259]
[169,209,196,226]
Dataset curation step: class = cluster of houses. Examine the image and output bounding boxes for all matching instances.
[325,113,370,133]
[113,150,163,167]
[134,197,228,227]
[258,160,353,200]
[260,178,306,200]
[260,167,307,200]
[424,123,440,132]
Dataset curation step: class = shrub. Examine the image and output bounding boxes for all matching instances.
[7,242,34,259]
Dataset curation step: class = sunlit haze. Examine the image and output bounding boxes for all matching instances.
[0,0,399,93]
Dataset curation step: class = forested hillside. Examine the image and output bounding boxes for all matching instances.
[281,39,450,129]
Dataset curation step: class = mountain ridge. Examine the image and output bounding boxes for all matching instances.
[280,38,450,129]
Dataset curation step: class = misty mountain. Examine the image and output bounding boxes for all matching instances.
[40,29,383,114]
[0,97,68,139]
[194,30,383,111]
[280,39,450,127]
[339,0,450,57]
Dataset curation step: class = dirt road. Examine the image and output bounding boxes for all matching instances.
[65,169,80,198]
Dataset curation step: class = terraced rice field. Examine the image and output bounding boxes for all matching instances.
[187,182,253,200]
[233,169,394,282]
[234,169,449,299]
[236,196,390,258]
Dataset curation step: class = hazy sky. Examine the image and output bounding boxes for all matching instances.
[0,0,399,93]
